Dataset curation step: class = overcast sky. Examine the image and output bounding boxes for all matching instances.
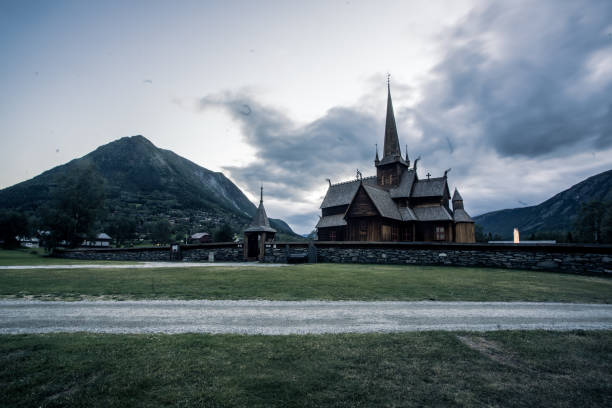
[1,0,611,234]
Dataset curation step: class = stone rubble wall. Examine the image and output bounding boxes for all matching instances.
[56,243,243,263]
[55,242,612,275]
[313,243,612,275]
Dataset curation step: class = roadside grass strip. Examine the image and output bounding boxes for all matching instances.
[0,263,610,303]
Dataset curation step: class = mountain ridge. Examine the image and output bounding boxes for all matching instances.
[474,169,612,239]
[0,135,297,237]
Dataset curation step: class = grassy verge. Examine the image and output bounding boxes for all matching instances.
[1,331,610,407]
[0,248,134,266]
[0,263,610,302]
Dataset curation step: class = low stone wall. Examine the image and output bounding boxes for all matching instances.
[55,241,612,275]
[263,243,311,263]
[56,243,243,263]
[57,246,172,261]
[314,242,612,275]
[181,244,243,262]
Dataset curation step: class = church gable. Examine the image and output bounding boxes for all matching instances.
[346,186,379,217]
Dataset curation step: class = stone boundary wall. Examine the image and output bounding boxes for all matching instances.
[55,241,612,275]
[313,242,612,275]
[56,243,243,263]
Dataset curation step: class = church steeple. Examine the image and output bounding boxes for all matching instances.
[246,184,275,232]
[383,77,402,159]
[376,76,408,189]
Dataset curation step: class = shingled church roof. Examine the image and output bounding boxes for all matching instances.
[389,169,416,198]
[413,206,454,221]
[320,176,377,208]
[315,214,347,228]
[453,208,474,222]
[452,188,463,201]
[244,186,276,233]
[362,184,402,220]
[411,177,448,198]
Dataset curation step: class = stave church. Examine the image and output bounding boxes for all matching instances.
[316,81,475,243]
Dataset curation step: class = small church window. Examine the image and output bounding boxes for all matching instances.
[435,226,445,241]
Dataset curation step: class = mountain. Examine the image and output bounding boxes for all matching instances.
[474,169,612,239]
[0,135,298,237]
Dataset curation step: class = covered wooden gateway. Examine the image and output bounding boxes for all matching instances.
[243,187,276,261]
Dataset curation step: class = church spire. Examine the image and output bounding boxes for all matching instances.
[247,184,275,232]
[383,75,401,159]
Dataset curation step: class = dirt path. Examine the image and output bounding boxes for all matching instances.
[1,300,611,334]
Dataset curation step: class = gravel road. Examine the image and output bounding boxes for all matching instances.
[1,300,611,334]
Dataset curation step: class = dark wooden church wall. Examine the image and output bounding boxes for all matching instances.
[416,222,453,242]
[347,188,378,217]
[318,227,345,241]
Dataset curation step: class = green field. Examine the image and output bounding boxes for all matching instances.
[1,331,611,407]
[0,248,134,266]
[2,249,611,406]
[0,261,610,302]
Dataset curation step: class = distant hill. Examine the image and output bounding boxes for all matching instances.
[0,135,299,237]
[474,169,612,239]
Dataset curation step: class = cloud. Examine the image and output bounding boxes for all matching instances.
[199,1,612,233]
[201,91,380,201]
[408,0,612,158]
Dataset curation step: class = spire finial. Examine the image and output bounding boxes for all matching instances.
[375,143,379,162]
[260,184,263,204]
[387,72,390,89]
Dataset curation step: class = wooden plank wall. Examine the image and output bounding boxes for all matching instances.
[455,223,476,243]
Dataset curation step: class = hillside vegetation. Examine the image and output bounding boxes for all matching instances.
[474,169,612,240]
[0,135,299,241]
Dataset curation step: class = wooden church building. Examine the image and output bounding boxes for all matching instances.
[316,81,475,243]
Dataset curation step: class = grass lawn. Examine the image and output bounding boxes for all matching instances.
[1,331,610,407]
[0,263,610,302]
[0,248,134,266]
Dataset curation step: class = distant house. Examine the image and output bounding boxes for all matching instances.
[17,236,40,248]
[82,233,113,247]
[190,232,212,244]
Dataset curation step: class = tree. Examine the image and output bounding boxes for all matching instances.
[474,224,486,242]
[574,201,607,243]
[602,206,612,244]
[41,164,105,248]
[149,220,172,244]
[106,216,137,247]
[0,210,29,248]
[213,223,234,242]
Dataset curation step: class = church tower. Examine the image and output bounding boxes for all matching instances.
[375,78,409,188]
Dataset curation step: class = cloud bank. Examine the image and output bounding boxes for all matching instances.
[201,0,612,234]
